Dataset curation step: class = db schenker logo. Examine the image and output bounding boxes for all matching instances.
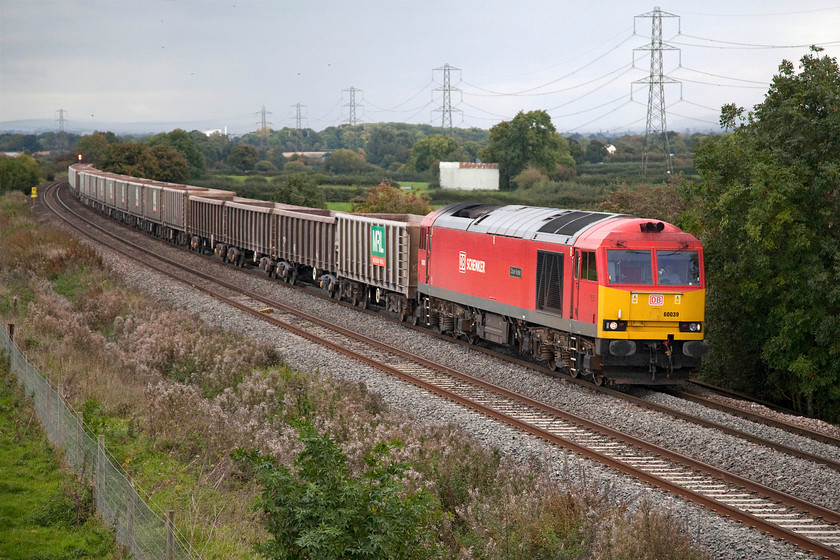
[459,251,486,274]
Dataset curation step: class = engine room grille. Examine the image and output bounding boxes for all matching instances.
[536,250,564,314]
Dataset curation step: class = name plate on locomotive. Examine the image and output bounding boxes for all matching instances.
[648,294,664,306]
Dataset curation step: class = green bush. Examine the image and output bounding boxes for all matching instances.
[234,423,441,560]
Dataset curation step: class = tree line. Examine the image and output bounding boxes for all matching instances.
[3,116,713,197]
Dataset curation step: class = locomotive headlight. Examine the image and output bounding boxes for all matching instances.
[609,321,618,331]
[679,322,702,332]
[603,320,627,332]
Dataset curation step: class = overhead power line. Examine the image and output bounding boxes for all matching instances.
[672,34,840,50]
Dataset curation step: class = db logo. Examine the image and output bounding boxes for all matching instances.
[649,294,664,306]
[459,251,467,273]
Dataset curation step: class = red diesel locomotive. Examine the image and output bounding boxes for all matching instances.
[414,203,708,385]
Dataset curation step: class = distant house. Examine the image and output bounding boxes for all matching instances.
[283,151,328,162]
[605,144,617,155]
[439,162,500,191]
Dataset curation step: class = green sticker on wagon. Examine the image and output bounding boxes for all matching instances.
[371,225,386,266]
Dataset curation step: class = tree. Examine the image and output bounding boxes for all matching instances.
[97,143,147,177]
[98,143,189,183]
[583,139,606,163]
[146,129,206,179]
[324,148,368,174]
[74,132,118,166]
[407,134,459,173]
[689,48,840,420]
[598,175,691,225]
[351,182,431,215]
[233,423,440,560]
[192,130,230,169]
[366,128,414,168]
[227,145,259,171]
[146,146,190,183]
[0,154,40,195]
[272,173,326,208]
[479,110,574,189]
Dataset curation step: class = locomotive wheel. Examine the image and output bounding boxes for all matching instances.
[569,368,580,379]
[547,358,559,372]
[592,373,605,386]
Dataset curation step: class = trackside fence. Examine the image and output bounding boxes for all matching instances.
[2,324,199,560]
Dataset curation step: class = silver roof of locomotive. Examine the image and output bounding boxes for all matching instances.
[431,203,623,244]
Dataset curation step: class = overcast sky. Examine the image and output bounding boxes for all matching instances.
[2,0,839,135]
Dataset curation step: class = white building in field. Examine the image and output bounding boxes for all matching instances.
[439,162,499,191]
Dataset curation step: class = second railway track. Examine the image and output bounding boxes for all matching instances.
[44,181,840,558]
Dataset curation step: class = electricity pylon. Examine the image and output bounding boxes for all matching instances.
[434,63,462,134]
[343,87,362,126]
[633,6,681,175]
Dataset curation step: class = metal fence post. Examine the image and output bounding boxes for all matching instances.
[127,487,136,553]
[167,510,175,560]
[96,434,104,512]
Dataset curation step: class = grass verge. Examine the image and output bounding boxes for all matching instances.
[0,357,121,559]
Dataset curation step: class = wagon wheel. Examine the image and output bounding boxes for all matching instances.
[547,358,559,372]
[359,290,370,309]
[592,373,605,386]
[410,313,420,326]
[568,368,580,379]
[289,268,298,285]
[466,334,479,345]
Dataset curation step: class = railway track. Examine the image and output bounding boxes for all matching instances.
[675,381,840,448]
[44,181,840,558]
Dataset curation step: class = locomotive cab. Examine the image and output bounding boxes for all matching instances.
[578,220,709,384]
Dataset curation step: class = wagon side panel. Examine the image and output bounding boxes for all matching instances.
[337,214,421,297]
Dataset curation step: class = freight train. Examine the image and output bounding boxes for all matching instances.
[68,163,708,385]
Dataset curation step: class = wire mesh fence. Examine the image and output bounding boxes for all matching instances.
[2,324,200,560]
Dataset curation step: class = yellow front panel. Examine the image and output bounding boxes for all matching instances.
[597,285,705,340]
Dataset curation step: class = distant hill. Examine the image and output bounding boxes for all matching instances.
[0,118,224,136]
[1,114,721,137]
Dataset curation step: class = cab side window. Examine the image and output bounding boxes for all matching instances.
[575,251,597,281]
